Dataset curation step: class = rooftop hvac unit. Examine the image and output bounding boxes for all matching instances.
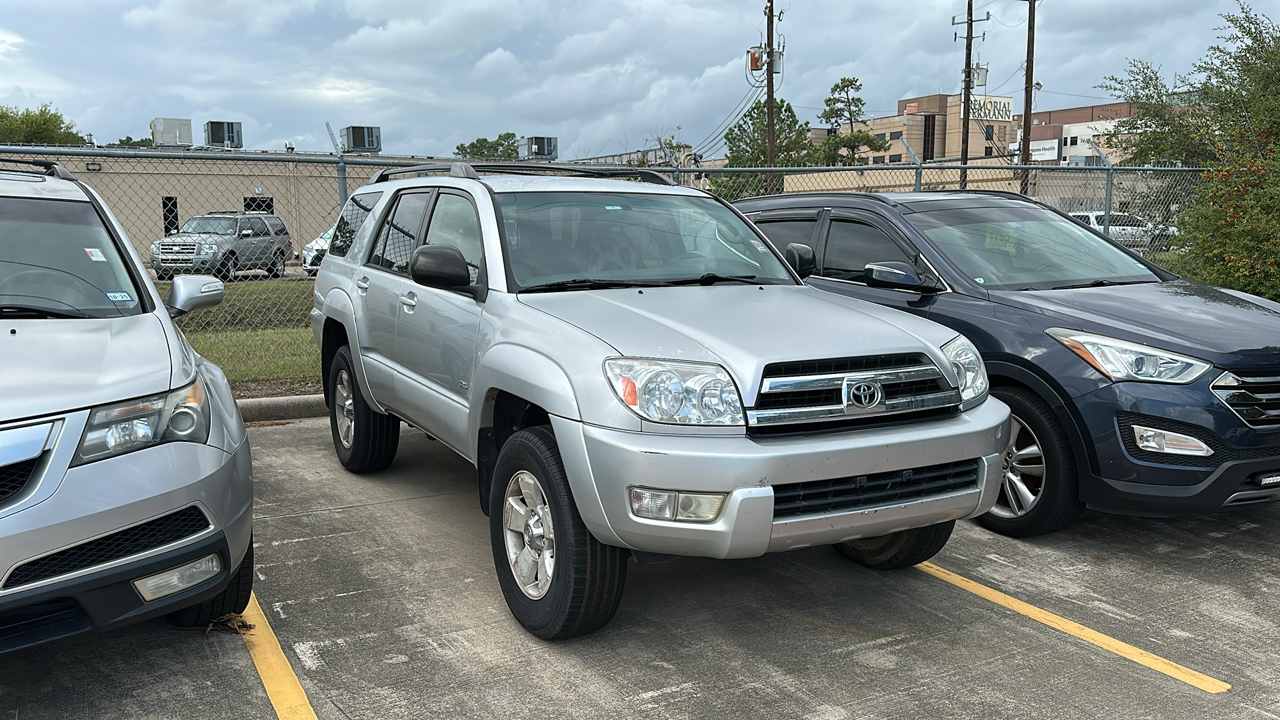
[204,121,243,149]
[150,118,192,146]
[342,126,382,154]
[519,136,558,161]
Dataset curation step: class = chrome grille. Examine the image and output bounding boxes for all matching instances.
[1213,372,1280,427]
[749,353,961,427]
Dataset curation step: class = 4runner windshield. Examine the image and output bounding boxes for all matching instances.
[495,192,795,290]
[0,197,144,318]
[903,205,1161,291]
[179,216,237,235]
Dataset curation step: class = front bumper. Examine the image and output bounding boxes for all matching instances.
[150,253,221,273]
[0,437,253,652]
[551,398,1010,559]
[1073,379,1280,516]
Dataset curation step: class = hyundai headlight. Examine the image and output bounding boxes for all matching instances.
[1046,329,1210,384]
[605,358,744,426]
[942,335,989,406]
[72,377,211,465]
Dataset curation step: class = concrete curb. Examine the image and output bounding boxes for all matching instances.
[237,394,326,423]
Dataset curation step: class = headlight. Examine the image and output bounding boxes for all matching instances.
[72,377,211,466]
[199,243,219,255]
[604,358,744,426]
[941,336,988,405]
[149,242,160,256]
[1046,329,1210,384]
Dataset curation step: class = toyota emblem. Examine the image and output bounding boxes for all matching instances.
[846,381,883,409]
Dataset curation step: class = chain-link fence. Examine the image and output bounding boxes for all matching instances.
[0,146,1205,397]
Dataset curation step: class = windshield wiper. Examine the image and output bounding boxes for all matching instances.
[667,273,759,286]
[0,304,91,319]
[519,278,674,293]
[1050,279,1157,291]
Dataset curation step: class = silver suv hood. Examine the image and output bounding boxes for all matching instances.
[0,314,174,422]
[519,285,958,405]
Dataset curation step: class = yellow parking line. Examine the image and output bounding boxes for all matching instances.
[916,562,1231,694]
[240,592,320,720]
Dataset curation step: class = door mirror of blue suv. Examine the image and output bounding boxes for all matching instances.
[864,261,929,291]
[784,243,815,279]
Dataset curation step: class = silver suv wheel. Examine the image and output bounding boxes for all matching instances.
[334,369,355,449]
[990,415,1045,518]
[502,470,555,600]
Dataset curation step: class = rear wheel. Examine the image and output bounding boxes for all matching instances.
[835,521,954,569]
[328,345,399,472]
[169,542,253,627]
[490,426,627,639]
[975,386,1084,537]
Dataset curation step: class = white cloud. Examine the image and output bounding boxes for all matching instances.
[123,0,317,36]
[0,27,22,56]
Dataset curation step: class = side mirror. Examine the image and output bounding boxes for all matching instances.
[167,275,224,318]
[864,261,931,291]
[410,245,471,292]
[784,243,816,279]
[241,229,253,237]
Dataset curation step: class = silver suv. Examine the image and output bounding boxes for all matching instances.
[311,163,1010,639]
[0,160,253,652]
[149,210,292,281]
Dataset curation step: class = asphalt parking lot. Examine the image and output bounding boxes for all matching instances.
[4,417,1280,719]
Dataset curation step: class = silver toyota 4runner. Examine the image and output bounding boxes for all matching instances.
[311,163,1010,639]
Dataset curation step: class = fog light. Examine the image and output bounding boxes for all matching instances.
[630,488,675,520]
[132,554,222,602]
[1257,473,1280,487]
[676,493,725,522]
[1133,425,1213,457]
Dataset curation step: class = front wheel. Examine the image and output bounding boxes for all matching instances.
[268,251,286,279]
[490,426,627,639]
[215,254,237,282]
[328,345,399,472]
[835,521,954,569]
[974,386,1084,537]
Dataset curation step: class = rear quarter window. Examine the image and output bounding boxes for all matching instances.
[330,191,383,258]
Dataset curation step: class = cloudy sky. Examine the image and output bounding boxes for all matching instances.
[0,0,1242,158]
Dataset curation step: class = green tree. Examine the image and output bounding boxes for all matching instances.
[454,132,519,160]
[811,77,890,166]
[817,76,868,130]
[109,135,154,148]
[713,98,812,199]
[1097,60,1215,167]
[0,104,85,145]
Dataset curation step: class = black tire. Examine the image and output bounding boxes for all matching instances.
[268,251,286,279]
[169,541,253,627]
[215,253,237,283]
[328,345,399,472]
[835,520,954,569]
[155,270,173,282]
[489,426,627,639]
[975,386,1084,537]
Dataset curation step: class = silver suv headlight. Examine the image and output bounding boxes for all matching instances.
[604,358,744,426]
[71,377,212,466]
[941,335,989,407]
[1046,328,1210,384]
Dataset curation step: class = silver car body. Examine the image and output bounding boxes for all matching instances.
[312,174,1010,559]
[149,212,291,277]
[0,171,252,650]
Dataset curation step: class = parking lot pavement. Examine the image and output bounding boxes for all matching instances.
[5,417,1280,719]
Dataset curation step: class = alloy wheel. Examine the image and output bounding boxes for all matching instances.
[334,369,355,449]
[502,470,556,600]
[989,415,1046,518]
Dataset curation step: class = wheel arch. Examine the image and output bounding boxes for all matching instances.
[318,289,382,413]
[986,360,1096,482]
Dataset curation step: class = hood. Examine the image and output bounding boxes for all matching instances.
[0,313,176,422]
[519,285,960,405]
[164,232,229,244]
[990,279,1280,370]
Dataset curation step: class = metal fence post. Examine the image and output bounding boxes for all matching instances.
[336,157,349,206]
[1102,166,1114,237]
[901,139,923,192]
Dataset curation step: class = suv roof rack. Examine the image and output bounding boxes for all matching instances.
[371,161,676,186]
[0,157,78,181]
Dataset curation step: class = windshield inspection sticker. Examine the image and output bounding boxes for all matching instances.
[984,225,1017,253]
[105,291,133,303]
[85,248,107,262]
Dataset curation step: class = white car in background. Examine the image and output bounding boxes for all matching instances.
[301,223,336,276]
[1068,211,1179,251]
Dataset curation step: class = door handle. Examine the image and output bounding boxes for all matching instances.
[399,292,417,308]
[355,277,369,293]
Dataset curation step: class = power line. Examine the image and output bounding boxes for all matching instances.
[692,85,763,155]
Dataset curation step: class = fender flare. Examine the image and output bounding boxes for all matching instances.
[986,360,1097,479]
[469,344,581,456]
[321,288,386,414]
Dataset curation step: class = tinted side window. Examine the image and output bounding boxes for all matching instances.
[265,216,288,236]
[330,191,382,257]
[424,193,483,283]
[244,217,269,236]
[369,192,430,274]
[752,219,818,251]
[822,220,913,281]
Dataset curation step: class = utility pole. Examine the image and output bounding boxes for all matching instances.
[765,0,775,167]
[1019,0,1037,194]
[952,2,989,188]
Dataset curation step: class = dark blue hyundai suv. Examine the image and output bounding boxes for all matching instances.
[735,191,1280,536]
